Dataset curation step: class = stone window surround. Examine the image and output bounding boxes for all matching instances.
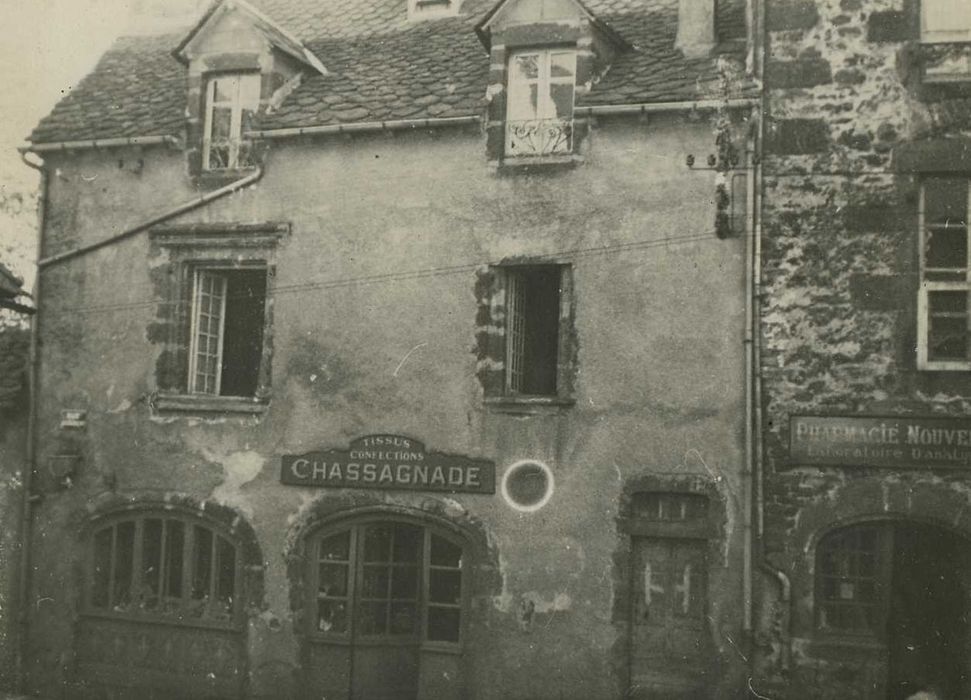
[149,222,288,415]
[484,27,598,168]
[475,262,577,409]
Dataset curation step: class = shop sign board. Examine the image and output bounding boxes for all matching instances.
[280,434,495,494]
[790,414,971,469]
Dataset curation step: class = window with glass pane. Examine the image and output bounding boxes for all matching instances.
[203,73,261,170]
[88,514,239,625]
[919,177,971,370]
[310,522,466,645]
[923,0,971,42]
[188,268,267,396]
[816,526,887,636]
[505,49,575,157]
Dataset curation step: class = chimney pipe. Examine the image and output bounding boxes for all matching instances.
[676,0,716,59]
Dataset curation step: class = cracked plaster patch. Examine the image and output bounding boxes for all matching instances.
[205,448,266,517]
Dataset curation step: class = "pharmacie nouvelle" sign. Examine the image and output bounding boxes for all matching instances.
[790,415,971,469]
[280,435,495,494]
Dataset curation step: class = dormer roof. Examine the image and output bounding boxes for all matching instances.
[474,0,631,51]
[173,0,327,74]
[28,0,754,146]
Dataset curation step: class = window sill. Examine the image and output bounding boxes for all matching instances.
[810,633,886,659]
[79,609,243,633]
[153,393,269,415]
[196,166,259,186]
[484,395,575,413]
[917,361,971,372]
[497,154,582,172]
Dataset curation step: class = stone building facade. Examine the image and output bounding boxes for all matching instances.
[753,0,971,697]
[18,0,758,698]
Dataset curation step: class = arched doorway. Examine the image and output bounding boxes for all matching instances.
[815,520,971,699]
[299,513,472,700]
[72,502,262,699]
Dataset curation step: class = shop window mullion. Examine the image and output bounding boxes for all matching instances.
[182,521,195,612]
[131,518,144,609]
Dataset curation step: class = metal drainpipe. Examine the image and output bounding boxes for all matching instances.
[750,0,793,672]
[16,150,46,693]
[743,121,756,639]
[37,166,263,269]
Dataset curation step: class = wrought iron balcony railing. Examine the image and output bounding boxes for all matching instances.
[204,138,255,170]
[505,118,573,158]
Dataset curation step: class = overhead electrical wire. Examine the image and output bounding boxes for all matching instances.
[39,228,724,317]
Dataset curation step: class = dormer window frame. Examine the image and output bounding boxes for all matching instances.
[504,47,577,161]
[202,71,262,172]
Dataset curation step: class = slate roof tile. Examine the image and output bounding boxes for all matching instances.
[30,0,754,144]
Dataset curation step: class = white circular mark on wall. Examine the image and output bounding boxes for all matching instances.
[501,460,554,512]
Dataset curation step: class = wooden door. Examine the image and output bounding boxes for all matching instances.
[629,537,711,699]
[351,523,422,700]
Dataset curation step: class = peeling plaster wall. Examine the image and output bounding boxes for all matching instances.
[26,115,748,699]
[757,0,971,696]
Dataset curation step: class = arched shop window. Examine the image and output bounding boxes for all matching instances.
[87,512,241,626]
[815,524,891,636]
[309,520,466,645]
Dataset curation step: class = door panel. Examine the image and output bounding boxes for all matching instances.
[352,644,420,700]
[630,538,711,699]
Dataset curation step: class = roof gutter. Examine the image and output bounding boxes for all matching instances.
[37,166,263,269]
[245,115,482,140]
[245,98,758,140]
[577,97,759,116]
[27,99,760,150]
[23,135,180,153]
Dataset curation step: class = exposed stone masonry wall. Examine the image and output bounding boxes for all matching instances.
[756,0,971,696]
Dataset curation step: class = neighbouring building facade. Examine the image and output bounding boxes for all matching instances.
[752,0,971,698]
[17,0,759,698]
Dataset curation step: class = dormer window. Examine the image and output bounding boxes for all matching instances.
[203,73,261,171]
[505,49,576,159]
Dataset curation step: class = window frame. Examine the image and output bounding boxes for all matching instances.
[202,72,261,172]
[83,511,245,632]
[814,524,893,640]
[921,0,971,43]
[307,518,469,652]
[917,176,971,371]
[186,263,269,398]
[498,263,572,400]
[504,48,577,159]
